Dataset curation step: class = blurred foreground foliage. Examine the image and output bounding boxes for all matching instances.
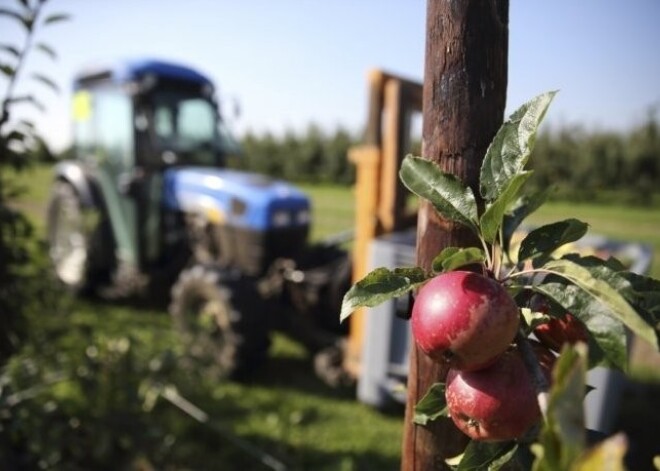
[0,323,182,469]
[1,0,69,362]
[0,2,180,467]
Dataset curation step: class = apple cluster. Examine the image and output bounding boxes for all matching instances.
[411,270,559,442]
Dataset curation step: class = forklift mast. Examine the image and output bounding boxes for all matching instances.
[344,70,423,379]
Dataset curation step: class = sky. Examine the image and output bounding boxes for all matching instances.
[2,0,659,153]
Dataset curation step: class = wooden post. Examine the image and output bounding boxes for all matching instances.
[401,1,509,469]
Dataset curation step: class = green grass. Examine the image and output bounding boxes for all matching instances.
[300,183,660,279]
[6,163,53,231]
[8,164,660,467]
[298,183,355,241]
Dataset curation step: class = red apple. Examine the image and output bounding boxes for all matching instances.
[534,313,588,353]
[411,271,520,371]
[445,346,554,441]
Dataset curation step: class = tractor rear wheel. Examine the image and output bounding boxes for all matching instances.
[170,265,270,379]
[46,181,111,294]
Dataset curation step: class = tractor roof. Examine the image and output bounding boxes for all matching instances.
[73,58,214,89]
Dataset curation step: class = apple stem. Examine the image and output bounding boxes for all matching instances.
[516,330,550,418]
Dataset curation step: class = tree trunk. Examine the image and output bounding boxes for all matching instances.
[401,1,509,469]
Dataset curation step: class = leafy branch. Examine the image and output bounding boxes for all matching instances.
[340,91,657,366]
[339,90,660,470]
[1,0,69,130]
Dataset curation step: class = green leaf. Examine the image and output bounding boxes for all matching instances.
[544,258,657,347]
[572,433,628,471]
[432,247,485,273]
[0,62,15,77]
[31,72,60,93]
[5,129,27,143]
[0,64,16,77]
[532,344,587,471]
[42,12,71,25]
[502,187,552,256]
[621,272,660,324]
[518,219,589,265]
[0,7,26,25]
[480,171,533,243]
[432,247,460,272]
[562,253,627,274]
[340,267,428,322]
[0,43,20,58]
[400,155,479,234]
[35,42,57,61]
[549,344,588,455]
[413,383,448,425]
[534,282,627,370]
[480,91,557,202]
[563,254,660,350]
[520,307,551,333]
[456,441,519,471]
[7,94,45,112]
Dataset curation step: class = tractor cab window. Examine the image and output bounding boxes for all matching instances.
[178,99,215,141]
[154,107,174,138]
[97,91,134,169]
[75,88,134,170]
[150,90,240,166]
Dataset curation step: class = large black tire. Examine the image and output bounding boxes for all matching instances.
[169,265,270,379]
[46,181,112,294]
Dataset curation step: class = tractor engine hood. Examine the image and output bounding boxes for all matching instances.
[162,167,311,231]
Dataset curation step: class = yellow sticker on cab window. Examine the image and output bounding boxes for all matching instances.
[206,207,225,225]
[73,91,92,121]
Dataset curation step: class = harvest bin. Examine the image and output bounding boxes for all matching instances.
[357,228,653,434]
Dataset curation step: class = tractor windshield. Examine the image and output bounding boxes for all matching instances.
[151,90,240,166]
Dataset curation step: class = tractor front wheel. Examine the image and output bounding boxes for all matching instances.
[169,265,270,379]
[47,181,110,294]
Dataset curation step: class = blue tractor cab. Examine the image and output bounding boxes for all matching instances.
[47,59,349,377]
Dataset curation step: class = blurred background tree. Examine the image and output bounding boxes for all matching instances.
[528,106,660,205]
[233,111,659,206]
[234,124,358,185]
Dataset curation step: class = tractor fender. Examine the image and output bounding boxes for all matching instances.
[53,161,96,208]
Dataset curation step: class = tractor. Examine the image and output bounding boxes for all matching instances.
[47,59,350,378]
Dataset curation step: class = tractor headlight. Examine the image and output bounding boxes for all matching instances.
[272,210,292,227]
